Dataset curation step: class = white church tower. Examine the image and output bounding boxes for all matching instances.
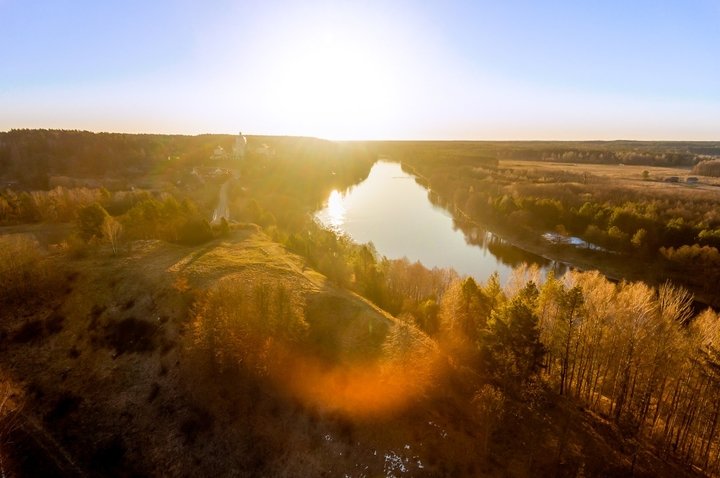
[232,131,247,160]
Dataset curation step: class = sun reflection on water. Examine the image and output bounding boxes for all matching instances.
[326,189,346,229]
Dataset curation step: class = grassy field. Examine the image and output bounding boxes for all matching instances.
[503,159,720,193]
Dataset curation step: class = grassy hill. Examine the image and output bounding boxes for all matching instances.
[0,227,403,476]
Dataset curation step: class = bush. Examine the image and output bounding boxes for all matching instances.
[176,218,214,245]
[76,202,109,241]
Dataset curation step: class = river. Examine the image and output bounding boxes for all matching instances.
[315,161,553,284]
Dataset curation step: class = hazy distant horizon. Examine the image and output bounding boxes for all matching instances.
[3,127,719,144]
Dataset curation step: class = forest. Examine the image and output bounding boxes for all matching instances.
[2,131,720,476]
[371,140,720,167]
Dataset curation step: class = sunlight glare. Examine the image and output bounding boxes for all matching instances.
[326,189,346,229]
[262,24,398,139]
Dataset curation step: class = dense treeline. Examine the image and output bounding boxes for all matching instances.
[0,185,217,248]
[0,186,109,224]
[496,147,698,166]
[694,159,720,177]
[373,140,720,168]
[0,129,242,188]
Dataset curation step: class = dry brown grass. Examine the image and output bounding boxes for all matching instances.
[0,226,409,476]
[502,159,720,195]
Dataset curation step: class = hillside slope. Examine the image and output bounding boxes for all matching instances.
[0,226,704,477]
[0,226,399,476]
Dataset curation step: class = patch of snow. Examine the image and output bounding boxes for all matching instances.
[542,232,605,251]
[384,451,408,477]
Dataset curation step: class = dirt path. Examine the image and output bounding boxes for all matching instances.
[211,179,231,224]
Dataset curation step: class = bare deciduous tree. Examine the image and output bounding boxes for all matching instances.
[102,216,123,255]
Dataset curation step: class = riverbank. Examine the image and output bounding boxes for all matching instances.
[401,160,717,308]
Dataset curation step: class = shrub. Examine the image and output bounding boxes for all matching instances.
[175,218,214,245]
[76,202,109,241]
[61,233,92,259]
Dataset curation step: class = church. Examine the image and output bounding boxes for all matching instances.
[211,132,246,160]
[232,131,246,160]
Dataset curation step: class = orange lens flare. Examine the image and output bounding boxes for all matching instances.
[269,349,440,418]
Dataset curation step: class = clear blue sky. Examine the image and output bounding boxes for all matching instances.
[1,0,719,139]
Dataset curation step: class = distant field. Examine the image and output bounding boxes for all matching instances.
[502,159,720,193]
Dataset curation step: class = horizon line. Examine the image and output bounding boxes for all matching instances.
[1,127,719,143]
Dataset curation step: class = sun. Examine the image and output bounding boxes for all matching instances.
[264,29,396,138]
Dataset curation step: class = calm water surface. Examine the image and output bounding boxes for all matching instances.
[315,161,551,284]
